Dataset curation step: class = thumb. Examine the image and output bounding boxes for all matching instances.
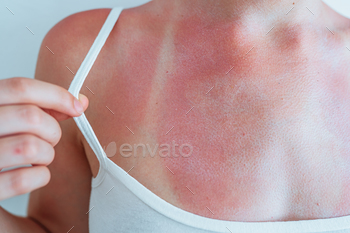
[78,93,89,112]
[43,93,89,122]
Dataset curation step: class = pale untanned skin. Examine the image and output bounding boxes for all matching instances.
[27,0,350,231]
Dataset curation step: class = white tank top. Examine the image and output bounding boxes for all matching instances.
[68,6,350,233]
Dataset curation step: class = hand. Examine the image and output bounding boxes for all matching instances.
[0,77,88,201]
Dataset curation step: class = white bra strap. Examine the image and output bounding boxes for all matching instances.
[68,7,123,170]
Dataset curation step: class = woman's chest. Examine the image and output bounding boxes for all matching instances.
[80,28,350,221]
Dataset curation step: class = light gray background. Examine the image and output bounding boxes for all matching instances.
[0,0,349,217]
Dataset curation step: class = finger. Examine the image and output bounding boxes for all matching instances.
[0,105,62,146]
[41,93,89,122]
[0,166,50,201]
[0,77,88,118]
[42,109,72,122]
[0,134,54,170]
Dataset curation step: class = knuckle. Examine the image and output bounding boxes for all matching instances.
[7,77,29,96]
[10,170,31,195]
[47,119,62,147]
[49,119,62,146]
[19,105,43,125]
[47,146,55,164]
[19,135,39,160]
[54,123,62,145]
[40,167,51,185]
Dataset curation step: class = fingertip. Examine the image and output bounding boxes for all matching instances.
[78,93,89,111]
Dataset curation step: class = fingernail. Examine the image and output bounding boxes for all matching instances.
[78,93,87,102]
[74,97,84,114]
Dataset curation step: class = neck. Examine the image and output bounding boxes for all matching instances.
[153,0,326,25]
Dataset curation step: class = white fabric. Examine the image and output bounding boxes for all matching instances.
[68,6,350,233]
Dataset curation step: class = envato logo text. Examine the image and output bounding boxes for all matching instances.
[103,140,193,158]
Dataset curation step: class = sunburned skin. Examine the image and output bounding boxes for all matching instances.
[84,4,350,222]
[152,16,350,220]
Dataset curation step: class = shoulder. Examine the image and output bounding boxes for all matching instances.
[28,10,116,231]
[47,8,113,40]
[33,8,116,171]
[46,8,112,44]
[35,8,113,86]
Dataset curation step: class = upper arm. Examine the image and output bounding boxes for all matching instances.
[27,8,111,233]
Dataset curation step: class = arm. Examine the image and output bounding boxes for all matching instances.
[0,206,49,233]
[22,9,110,233]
